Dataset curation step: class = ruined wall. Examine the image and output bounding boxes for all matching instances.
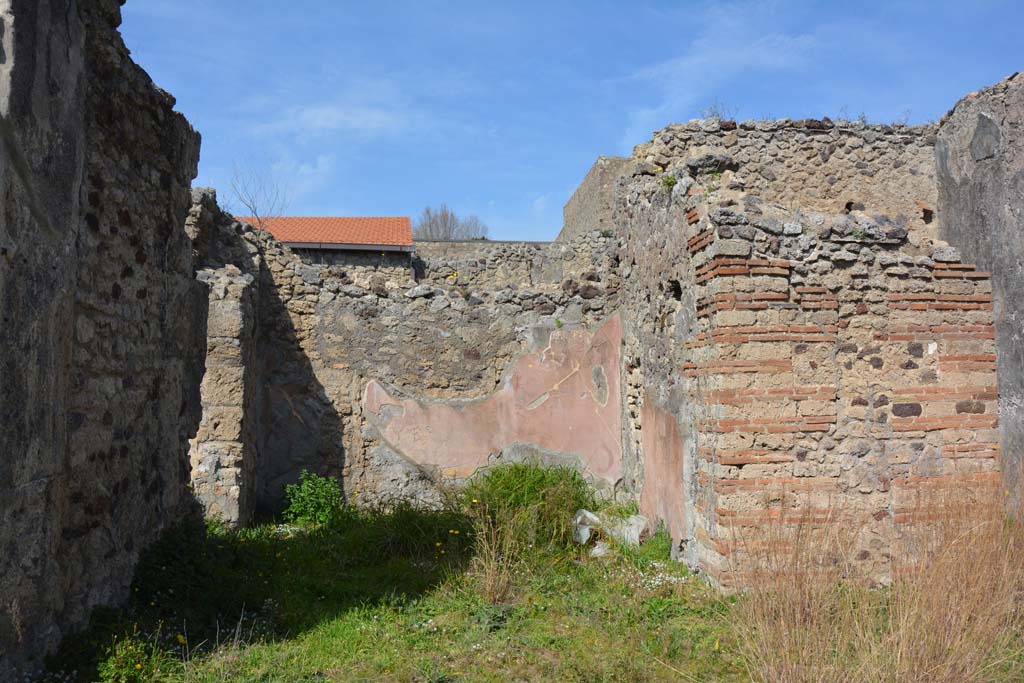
[190,195,625,518]
[413,236,617,290]
[558,155,630,242]
[617,123,1000,583]
[184,79,1013,589]
[0,0,203,671]
[363,315,623,483]
[935,73,1024,514]
[291,247,412,285]
[187,190,264,526]
[634,118,938,240]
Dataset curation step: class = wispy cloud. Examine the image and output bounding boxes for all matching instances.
[248,77,425,143]
[256,103,408,139]
[269,153,336,204]
[531,194,550,215]
[618,1,820,148]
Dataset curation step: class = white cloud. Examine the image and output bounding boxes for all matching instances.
[269,154,336,203]
[248,77,423,143]
[618,1,820,149]
[531,194,550,215]
[257,103,407,138]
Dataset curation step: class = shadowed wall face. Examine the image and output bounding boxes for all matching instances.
[559,156,631,242]
[0,0,203,670]
[935,73,1024,514]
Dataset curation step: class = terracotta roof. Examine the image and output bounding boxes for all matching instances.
[238,216,413,247]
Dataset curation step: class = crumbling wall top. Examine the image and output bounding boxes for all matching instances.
[631,116,938,241]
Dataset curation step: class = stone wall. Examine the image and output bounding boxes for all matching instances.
[186,106,1014,588]
[291,247,413,286]
[187,190,265,526]
[616,124,1000,584]
[190,196,626,518]
[558,155,630,242]
[0,0,203,671]
[0,0,1017,670]
[935,73,1024,515]
[413,236,618,290]
[363,315,623,484]
[633,118,938,240]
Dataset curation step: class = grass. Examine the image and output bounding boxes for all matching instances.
[730,496,1024,683]
[461,462,595,548]
[49,465,740,683]
[48,466,1024,683]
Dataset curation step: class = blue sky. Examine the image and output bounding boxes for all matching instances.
[121,1,1023,241]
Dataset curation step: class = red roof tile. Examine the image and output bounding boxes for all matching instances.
[239,216,413,247]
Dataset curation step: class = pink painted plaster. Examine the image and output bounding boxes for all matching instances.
[363,315,623,482]
[639,400,687,543]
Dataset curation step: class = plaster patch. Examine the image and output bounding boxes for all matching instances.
[363,315,623,482]
[639,399,687,545]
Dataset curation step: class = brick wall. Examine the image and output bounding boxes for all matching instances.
[617,126,1000,584]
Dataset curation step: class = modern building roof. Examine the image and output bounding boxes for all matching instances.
[239,216,413,250]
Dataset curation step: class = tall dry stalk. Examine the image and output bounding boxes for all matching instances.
[862,498,1024,683]
[729,504,868,683]
[469,504,524,604]
[729,495,1024,683]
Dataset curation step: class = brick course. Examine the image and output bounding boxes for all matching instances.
[616,120,1001,585]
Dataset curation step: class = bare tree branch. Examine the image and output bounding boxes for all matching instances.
[228,163,290,232]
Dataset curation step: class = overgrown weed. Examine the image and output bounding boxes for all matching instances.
[730,495,1024,683]
[461,461,595,549]
[50,463,745,682]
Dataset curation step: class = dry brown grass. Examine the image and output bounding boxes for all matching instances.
[468,503,525,604]
[730,495,1024,683]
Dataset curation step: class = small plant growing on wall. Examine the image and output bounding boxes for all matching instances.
[660,175,677,192]
[705,171,723,194]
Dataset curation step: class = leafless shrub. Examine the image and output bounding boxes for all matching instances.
[227,163,289,232]
[413,204,489,240]
[699,99,738,121]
